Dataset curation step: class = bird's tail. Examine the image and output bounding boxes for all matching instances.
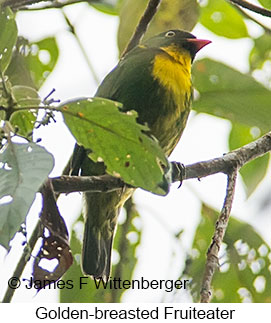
[81,191,119,280]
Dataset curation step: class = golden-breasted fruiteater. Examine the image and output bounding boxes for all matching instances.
[71,30,211,279]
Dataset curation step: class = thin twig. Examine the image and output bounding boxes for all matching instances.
[3,0,44,9]
[200,170,237,303]
[62,10,100,85]
[232,2,271,34]
[3,0,89,10]
[2,220,42,303]
[20,0,90,10]
[121,0,161,57]
[228,0,271,18]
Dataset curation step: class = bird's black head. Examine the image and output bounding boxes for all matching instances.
[143,29,211,61]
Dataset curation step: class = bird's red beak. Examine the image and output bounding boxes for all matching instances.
[186,38,212,52]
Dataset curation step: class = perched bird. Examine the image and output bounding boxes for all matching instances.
[71,29,211,279]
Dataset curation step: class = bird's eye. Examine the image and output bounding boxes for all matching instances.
[165,31,175,37]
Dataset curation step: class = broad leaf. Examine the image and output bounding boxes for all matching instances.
[186,204,271,302]
[6,38,37,88]
[199,0,248,39]
[0,142,54,249]
[192,59,271,133]
[11,85,40,108]
[60,97,170,195]
[229,123,269,197]
[118,0,199,53]
[0,7,18,72]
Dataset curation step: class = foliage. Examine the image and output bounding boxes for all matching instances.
[185,204,271,302]
[60,98,169,195]
[0,142,54,249]
[1,0,271,303]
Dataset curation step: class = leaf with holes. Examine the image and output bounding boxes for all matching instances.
[60,97,170,195]
[0,7,18,72]
[0,142,54,249]
[25,37,59,89]
[185,204,271,302]
[33,181,73,289]
[192,59,271,132]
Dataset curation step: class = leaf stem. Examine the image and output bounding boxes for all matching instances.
[62,10,100,85]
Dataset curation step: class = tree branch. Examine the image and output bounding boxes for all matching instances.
[51,174,126,194]
[200,170,237,303]
[121,0,162,57]
[228,0,271,18]
[50,132,271,194]
[3,0,92,10]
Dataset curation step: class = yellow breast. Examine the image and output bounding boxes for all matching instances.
[152,45,192,110]
[150,45,192,155]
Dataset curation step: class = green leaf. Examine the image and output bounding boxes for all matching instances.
[25,37,59,89]
[12,85,40,107]
[10,111,36,137]
[9,85,40,137]
[0,7,18,72]
[199,0,248,39]
[249,34,271,71]
[229,123,269,197]
[258,0,271,9]
[192,59,271,132]
[6,38,37,89]
[0,142,54,249]
[118,0,199,53]
[60,97,170,195]
[186,204,271,302]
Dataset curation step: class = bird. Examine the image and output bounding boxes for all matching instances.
[71,29,211,280]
